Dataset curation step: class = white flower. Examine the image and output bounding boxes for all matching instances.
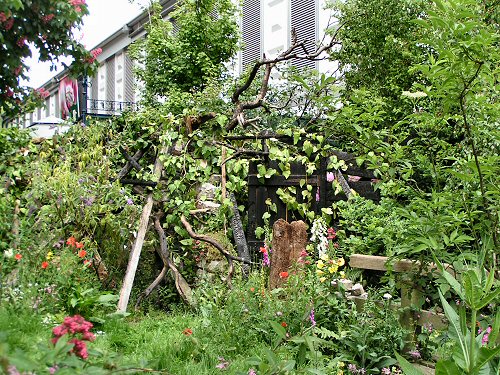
[3,249,14,258]
[383,293,393,300]
[402,90,427,99]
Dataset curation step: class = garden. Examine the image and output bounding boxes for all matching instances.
[0,0,499,374]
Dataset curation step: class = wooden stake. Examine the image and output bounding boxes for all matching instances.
[221,146,227,200]
[117,148,165,313]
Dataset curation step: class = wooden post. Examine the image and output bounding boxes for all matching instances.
[269,219,307,289]
[117,147,165,313]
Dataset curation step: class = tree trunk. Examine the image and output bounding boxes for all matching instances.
[269,219,308,289]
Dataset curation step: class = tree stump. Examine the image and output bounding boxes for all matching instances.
[269,219,308,289]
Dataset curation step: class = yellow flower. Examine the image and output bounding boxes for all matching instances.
[317,260,325,269]
[337,258,345,267]
[337,371,343,375]
[46,251,53,260]
[320,253,329,261]
[337,362,345,368]
[316,269,325,276]
[319,277,327,283]
[328,265,338,274]
[339,271,346,278]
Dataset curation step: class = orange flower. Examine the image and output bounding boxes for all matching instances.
[281,322,287,328]
[250,287,255,292]
[78,250,87,258]
[259,246,267,254]
[182,328,193,336]
[75,242,84,249]
[41,261,49,269]
[83,259,92,267]
[66,236,76,247]
[279,271,289,279]
[15,253,22,261]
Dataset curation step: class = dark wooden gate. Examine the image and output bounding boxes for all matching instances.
[247,150,380,254]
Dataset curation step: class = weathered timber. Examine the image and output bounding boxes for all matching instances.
[114,145,150,181]
[120,147,142,172]
[120,179,158,187]
[269,219,308,289]
[229,193,251,276]
[117,148,164,313]
[153,216,193,305]
[349,254,455,275]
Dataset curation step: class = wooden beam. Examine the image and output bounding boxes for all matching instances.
[349,254,454,275]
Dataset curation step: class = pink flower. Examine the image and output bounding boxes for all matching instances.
[35,87,50,99]
[42,14,55,23]
[91,47,102,58]
[327,228,336,240]
[326,171,335,182]
[14,65,22,76]
[348,175,361,182]
[16,37,27,48]
[482,326,492,346]
[70,0,86,5]
[316,186,320,202]
[0,12,8,23]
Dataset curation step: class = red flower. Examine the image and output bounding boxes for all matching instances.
[76,242,84,249]
[66,236,77,247]
[41,261,49,269]
[83,259,92,267]
[16,37,27,48]
[15,253,22,261]
[259,246,267,254]
[250,287,255,292]
[0,12,7,23]
[182,328,193,336]
[281,322,287,328]
[78,250,87,258]
[42,14,55,23]
[279,271,289,279]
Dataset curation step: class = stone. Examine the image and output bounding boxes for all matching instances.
[338,279,353,291]
[197,200,221,211]
[351,283,365,296]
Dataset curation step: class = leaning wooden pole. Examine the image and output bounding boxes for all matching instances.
[117,147,164,313]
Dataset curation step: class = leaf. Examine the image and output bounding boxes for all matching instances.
[394,352,425,375]
[270,321,287,340]
[435,359,462,375]
[281,360,296,371]
[439,289,470,370]
[474,346,500,372]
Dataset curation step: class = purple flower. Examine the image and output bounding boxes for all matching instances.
[326,171,335,182]
[49,365,59,374]
[381,368,391,375]
[408,349,421,360]
[216,357,229,370]
[316,187,320,202]
[262,250,270,267]
[348,364,358,374]
[80,196,94,206]
[126,197,134,205]
[309,308,316,327]
[248,369,257,375]
[482,326,492,346]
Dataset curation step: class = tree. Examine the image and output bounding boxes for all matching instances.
[130,0,240,103]
[0,0,100,119]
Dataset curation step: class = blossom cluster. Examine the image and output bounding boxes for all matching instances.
[35,87,50,99]
[85,47,103,64]
[0,12,14,31]
[259,243,271,267]
[310,217,328,257]
[316,253,345,282]
[52,315,95,359]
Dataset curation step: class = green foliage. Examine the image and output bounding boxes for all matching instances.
[0,0,99,118]
[331,0,426,115]
[130,0,239,101]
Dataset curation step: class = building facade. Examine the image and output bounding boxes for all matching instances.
[13,0,335,128]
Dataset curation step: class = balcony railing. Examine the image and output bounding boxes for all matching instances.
[86,99,139,114]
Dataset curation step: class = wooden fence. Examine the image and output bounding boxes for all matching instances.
[247,150,380,254]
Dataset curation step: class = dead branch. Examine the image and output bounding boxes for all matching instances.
[185,112,217,133]
[135,266,167,309]
[226,21,348,131]
[180,215,253,286]
[120,147,142,171]
[114,145,151,181]
[120,179,158,187]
